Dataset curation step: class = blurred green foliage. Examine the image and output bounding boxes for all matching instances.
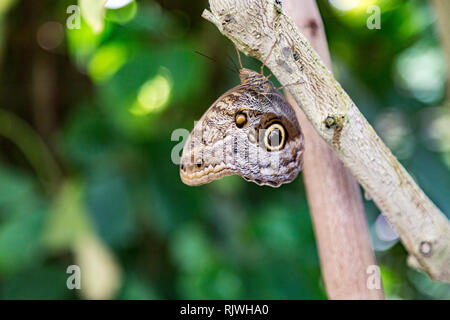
[0,0,448,299]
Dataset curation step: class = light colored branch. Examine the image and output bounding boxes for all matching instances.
[202,0,450,282]
[283,0,384,299]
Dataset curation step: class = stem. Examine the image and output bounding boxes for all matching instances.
[0,108,62,193]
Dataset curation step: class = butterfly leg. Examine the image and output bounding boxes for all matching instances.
[226,52,240,73]
[234,45,243,69]
[277,80,304,90]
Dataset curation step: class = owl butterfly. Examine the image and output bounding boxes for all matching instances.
[180,47,304,187]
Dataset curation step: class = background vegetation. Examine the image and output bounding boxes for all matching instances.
[0,0,449,299]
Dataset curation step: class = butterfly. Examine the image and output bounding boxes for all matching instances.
[180,47,304,187]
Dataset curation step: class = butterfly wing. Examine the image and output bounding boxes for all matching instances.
[180,80,304,187]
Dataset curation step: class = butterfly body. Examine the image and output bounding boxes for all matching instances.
[180,68,304,187]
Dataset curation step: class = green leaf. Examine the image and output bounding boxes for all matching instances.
[0,0,16,16]
[41,180,94,251]
[0,164,34,210]
[1,265,73,299]
[86,170,136,248]
[0,208,45,274]
[119,273,159,300]
[105,1,137,24]
[79,0,107,34]
[88,44,128,82]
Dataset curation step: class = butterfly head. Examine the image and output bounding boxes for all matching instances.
[239,68,267,84]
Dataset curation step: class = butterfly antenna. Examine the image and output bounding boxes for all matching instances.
[260,39,277,75]
[195,50,236,74]
[277,80,304,90]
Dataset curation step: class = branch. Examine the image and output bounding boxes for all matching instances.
[283,0,383,299]
[202,0,450,282]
